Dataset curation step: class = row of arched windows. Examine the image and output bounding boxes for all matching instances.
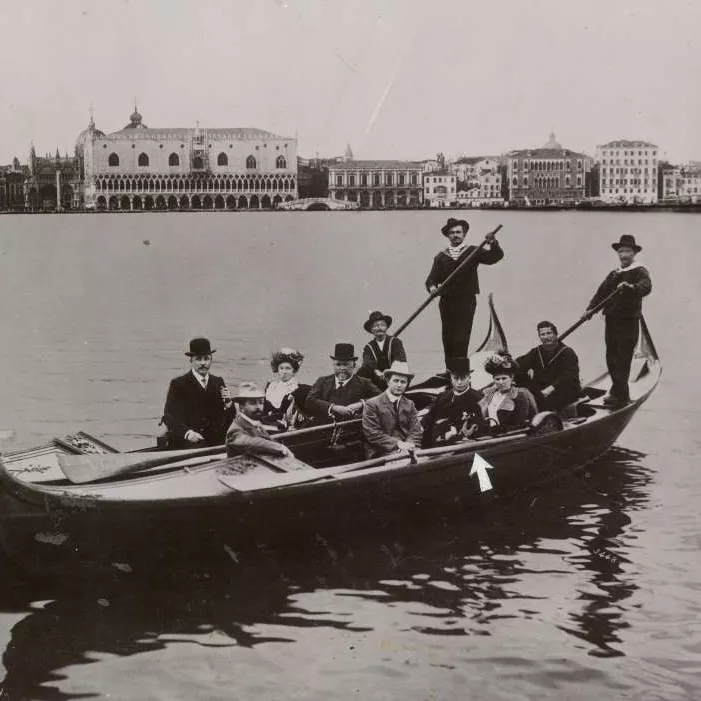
[94,174,296,193]
[107,153,288,169]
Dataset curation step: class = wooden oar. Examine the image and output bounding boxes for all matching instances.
[219,430,527,494]
[557,287,623,344]
[58,445,227,484]
[392,224,503,338]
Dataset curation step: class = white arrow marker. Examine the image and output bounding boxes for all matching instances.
[469,453,494,493]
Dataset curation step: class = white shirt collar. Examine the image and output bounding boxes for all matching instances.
[384,389,401,404]
[615,261,642,273]
[191,369,209,387]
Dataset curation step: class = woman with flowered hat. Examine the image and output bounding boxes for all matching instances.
[263,347,309,429]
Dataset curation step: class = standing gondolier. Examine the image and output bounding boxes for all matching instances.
[582,234,652,409]
[425,217,504,366]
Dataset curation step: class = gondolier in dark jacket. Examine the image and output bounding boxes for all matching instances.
[162,337,236,448]
[306,343,381,424]
[582,234,652,409]
[425,217,504,366]
[357,310,407,391]
[515,320,582,413]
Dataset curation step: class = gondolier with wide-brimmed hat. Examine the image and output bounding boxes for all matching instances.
[357,310,407,391]
[425,217,504,366]
[582,234,652,409]
[162,337,235,449]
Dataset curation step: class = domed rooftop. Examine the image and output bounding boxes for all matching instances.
[124,107,148,130]
[75,116,105,154]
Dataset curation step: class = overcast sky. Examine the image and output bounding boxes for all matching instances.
[1,0,699,163]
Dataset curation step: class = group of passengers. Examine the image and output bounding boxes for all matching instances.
[162,314,580,462]
[162,216,650,463]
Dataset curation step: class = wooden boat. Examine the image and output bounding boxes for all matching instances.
[0,299,660,571]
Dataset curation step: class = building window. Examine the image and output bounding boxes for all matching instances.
[246,155,257,169]
[168,153,179,167]
[138,153,149,167]
[523,176,528,186]
[361,174,368,186]
[276,155,287,169]
[411,174,417,185]
[399,174,405,185]
[349,175,355,186]
[386,174,393,185]
[336,175,343,186]
[217,152,228,166]
[374,174,380,186]
[192,156,203,169]
[108,153,119,167]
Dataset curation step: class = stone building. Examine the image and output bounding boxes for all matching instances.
[0,158,28,211]
[77,109,297,210]
[327,160,423,208]
[424,171,457,207]
[595,139,659,204]
[24,146,82,212]
[661,164,701,204]
[507,133,590,205]
[454,157,503,206]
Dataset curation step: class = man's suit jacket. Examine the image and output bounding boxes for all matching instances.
[226,413,283,458]
[163,372,235,448]
[305,374,380,423]
[362,392,423,457]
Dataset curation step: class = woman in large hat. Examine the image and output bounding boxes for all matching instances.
[263,347,310,429]
[477,353,537,433]
[357,310,407,390]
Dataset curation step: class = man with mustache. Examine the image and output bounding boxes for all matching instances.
[162,337,235,449]
[306,343,381,424]
[226,382,293,458]
[425,217,504,366]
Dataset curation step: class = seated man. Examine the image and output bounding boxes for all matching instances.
[422,357,486,448]
[362,362,423,458]
[306,343,381,424]
[515,320,582,412]
[162,337,235,449]
[357,310,407,391]
[226,382,293,458]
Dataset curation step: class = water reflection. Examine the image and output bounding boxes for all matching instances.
[0,448,651,700]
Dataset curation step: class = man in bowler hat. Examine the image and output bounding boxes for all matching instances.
[357,310,407,391]
[422,357,486,447]
[425,218,504,366]
[162,337,235,448]
[582,234,652,408]
[306,343,381,424]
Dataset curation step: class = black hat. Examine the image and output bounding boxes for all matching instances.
[185,337,216,357]
[330,343,358,361]
[484,353,519,376]
[447,357,473,375]
[441,217,469,236]
[612,234,642,253]
[363,310,393,333]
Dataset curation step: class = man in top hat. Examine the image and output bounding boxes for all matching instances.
[226,382,293,458]
[422,357,486,448]
[515,320,582,413]
[162,337,235,449]
[582,234,652,409]
[362,361,423,458]
[425,218,504,366]
[306,343,381,424]
[357,310,407,391]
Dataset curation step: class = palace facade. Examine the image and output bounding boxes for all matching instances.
[507,133,591,205]
[327,160,423,208]
[661,164,701,204]
[595,140,659,204]
[78,109,297,210]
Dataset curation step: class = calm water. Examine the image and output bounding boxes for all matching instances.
[0,211,699,700]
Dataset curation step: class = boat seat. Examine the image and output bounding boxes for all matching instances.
[529,411,563,436]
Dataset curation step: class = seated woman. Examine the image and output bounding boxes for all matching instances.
[478,353,538,433]
[263,348,309,430]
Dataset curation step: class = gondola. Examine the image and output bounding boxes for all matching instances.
[0,297,661,571]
